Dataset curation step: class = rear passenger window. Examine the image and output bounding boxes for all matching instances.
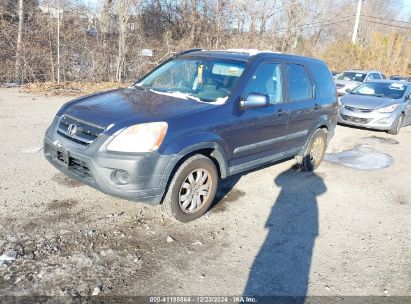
[372,73,381,80]
[242,63,283,104]
[286,64,313,101]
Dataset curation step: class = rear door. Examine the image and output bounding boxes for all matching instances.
[285,63,320,150]
[224,61,290,168]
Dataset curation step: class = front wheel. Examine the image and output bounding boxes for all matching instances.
[388,113,403,135]
[162,154,218,222]
[299,129,327,171]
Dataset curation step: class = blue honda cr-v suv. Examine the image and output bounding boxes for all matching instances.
[44,49,337,222]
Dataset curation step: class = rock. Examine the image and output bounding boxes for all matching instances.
[0,250,17,267]
[88,229,97,236]
[92,284,103,296]
[14,277,23,284]
[167,235,175,243]
[192,240,203,246]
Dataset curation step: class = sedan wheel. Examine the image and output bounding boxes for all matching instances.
[388,113,403,135]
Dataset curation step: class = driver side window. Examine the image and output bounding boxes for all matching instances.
[242,63,283,104]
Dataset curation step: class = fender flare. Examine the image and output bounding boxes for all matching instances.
[161,132,230,178]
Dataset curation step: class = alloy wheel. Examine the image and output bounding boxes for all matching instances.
[310,136,325,166]
[178,169,212,214]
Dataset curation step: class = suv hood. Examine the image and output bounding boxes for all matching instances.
[341,93,398,110]
[57,88,215,128]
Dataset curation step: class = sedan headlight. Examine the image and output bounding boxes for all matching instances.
[107,122,168,152]
[377,104,399,113]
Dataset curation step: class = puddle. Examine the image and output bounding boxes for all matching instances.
[52,173,84,188]
[363,136,399,145]
[324,145,393,171]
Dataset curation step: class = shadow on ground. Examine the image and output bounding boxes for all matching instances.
[243,168,326,302]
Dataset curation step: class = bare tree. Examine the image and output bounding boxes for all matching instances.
[0,0,409,84]
[115,0,133,82]
[14,0,24,83]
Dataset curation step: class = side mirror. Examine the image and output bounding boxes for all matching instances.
[345,88,352,94]
[240,93,270,109]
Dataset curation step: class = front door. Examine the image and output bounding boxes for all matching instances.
[224,61,290,169]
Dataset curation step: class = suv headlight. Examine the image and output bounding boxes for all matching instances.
[377,104,399,113]
[107,122,168,153]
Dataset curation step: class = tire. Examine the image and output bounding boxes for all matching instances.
[388,113,403,135]
[162,154,218,222]
[299,128,327,171]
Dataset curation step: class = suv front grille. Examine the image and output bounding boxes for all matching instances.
[57,115,105,146]
[344,105,373,113]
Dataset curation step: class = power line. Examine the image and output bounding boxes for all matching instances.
[361,17,411,30]
[276,16,355,31]
[361,14,411,25]
[274,17,354,32]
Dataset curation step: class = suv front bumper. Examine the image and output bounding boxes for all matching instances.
[44,118,178,204]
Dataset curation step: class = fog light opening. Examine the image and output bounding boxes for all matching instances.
[111,169,131,185]
[376,117,393,124]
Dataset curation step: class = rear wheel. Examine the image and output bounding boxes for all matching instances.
[388,113,403,135]
[299,129,327,171]
[162,154,218,222]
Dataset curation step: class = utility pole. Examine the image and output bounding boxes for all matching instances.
[352,0,363,44]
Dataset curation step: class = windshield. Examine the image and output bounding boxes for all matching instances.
[136,58,246,103]
[351,82,408,99]
[336,72,366,82]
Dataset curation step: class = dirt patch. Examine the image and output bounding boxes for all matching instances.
[47,199,78,210]
[212,188,246,213]
[396,196,408,206]
[23,81,128,96]
[362,136,399,145]
[52,174,84,188]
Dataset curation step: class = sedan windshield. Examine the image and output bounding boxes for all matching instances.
[351,82,408,99]
[336,72,367,82]
[135,58,246,103]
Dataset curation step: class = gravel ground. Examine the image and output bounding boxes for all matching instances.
[0,88,410,299]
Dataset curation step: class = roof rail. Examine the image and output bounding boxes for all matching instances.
[174,48,202,57]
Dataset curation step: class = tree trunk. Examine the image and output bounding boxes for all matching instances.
[115,0,132,82]
[15,0,24,84]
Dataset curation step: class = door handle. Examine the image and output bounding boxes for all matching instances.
[277,109,285,116]
[314,103,320,110]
